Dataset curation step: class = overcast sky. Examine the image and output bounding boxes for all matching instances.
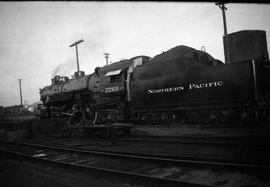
[0,2,269,107]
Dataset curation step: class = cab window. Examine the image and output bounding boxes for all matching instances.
[109,74,122,83]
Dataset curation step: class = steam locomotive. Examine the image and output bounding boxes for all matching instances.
[40,30,270,124]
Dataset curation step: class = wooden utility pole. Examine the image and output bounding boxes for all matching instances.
[103,52,110,66]
[216,2,230,63]
[69,39,84,72]
[18,79,23,107]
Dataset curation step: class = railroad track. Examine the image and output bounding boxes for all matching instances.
[27,137,270,166]
[22,133,270,165]
[0,141,269,186]
[112,135,270,165]
[116,135,270,145]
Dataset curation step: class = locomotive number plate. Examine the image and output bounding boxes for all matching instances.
[105,86,120,93]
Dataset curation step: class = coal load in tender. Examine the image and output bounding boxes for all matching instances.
[150,45,222,66]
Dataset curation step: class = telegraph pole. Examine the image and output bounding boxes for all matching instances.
[103,52,110,66]
[216,2,230,63]
[69,39,84,72]
[18,79,23,107]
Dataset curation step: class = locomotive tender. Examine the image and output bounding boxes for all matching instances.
[40,30,270,124]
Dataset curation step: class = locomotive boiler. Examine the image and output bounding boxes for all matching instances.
[39,30,270,124]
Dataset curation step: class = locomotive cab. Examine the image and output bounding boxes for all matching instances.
[90,56,150,123]
[100,59,130,95]
[104,69,127,94]
[100,56,151,96]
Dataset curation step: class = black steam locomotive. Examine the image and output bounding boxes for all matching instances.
[40,30,270,124]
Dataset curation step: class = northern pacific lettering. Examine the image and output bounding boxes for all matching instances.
[148,81,223,94]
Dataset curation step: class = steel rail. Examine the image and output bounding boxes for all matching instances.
[1,141,269,171]
[115,135,270,145]
[0,143,208,187]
